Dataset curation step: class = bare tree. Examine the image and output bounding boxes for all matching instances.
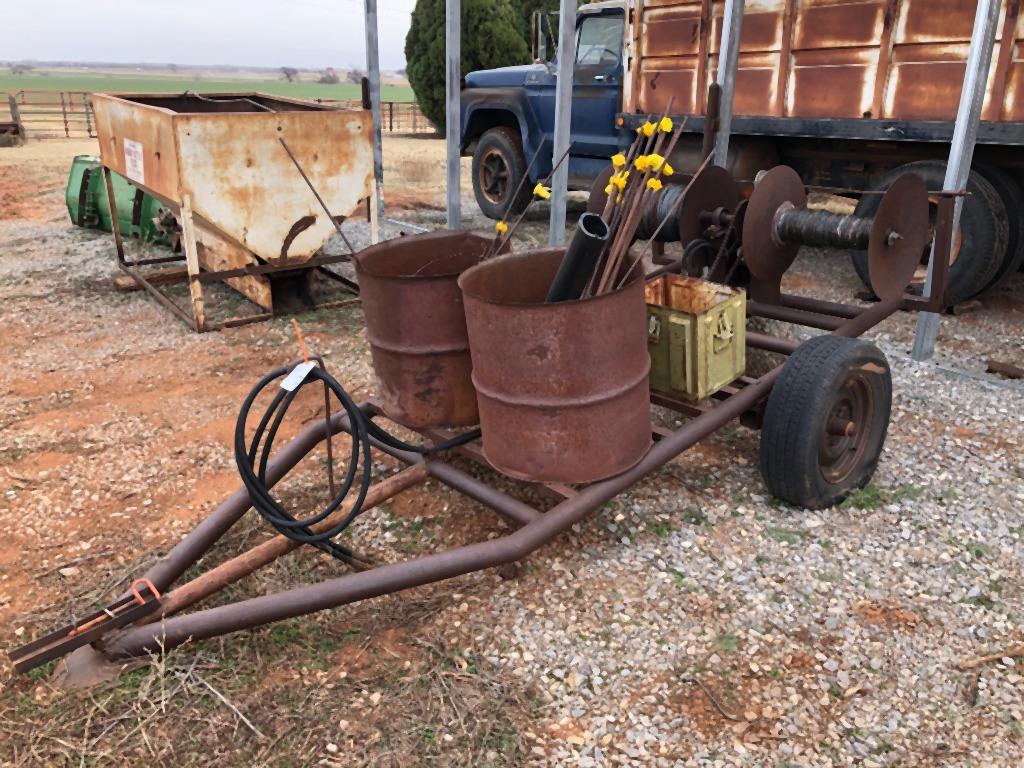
[346,68,366,84]
[318,67,340,84]
[281,66,299,82]
[10,64,33,75]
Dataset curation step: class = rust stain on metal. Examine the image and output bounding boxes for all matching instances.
[92,91,373,273]
[355,230,489,429]
[460,248,651,485]
[280,215,317,260]
[629,0,1021,124]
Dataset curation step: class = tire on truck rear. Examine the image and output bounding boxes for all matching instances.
[975,164,1024,290]
[471,127,531,220]
[759,336,892,510]
[850,160,1006,307]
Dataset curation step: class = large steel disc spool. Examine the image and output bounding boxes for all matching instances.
[743,165,807,282]
[678,164,742,246]
[867,173,929,299]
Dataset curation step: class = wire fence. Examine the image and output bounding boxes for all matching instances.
[2,90,95,138]
[2,91,437,139]
[322,99,436,134]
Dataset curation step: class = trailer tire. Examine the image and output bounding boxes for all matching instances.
[472,127,531,220]
[976,164,1024,289]
[850,161,1006,306]
[759,335,891,510]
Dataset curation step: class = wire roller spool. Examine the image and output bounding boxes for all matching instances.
[744,166,929,300]
[865,173,929,300]
[678,164,742,246]
[742,166,808,286]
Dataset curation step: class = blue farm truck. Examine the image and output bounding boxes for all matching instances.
[459,1,625,219]
[461,0,1024,306]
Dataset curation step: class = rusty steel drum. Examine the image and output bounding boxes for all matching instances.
[355,230,487,429]
[459,248,651,484]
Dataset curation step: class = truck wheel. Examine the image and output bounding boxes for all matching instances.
[976,164,1024,290]
[850,161,1006,306]
[759,336,891,510]
[472,127,530,220]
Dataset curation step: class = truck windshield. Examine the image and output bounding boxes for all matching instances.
[575,15,622,67]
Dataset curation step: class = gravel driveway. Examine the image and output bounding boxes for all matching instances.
[1,139,1022,767]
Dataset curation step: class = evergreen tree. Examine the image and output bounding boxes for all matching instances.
[405,0,531,130]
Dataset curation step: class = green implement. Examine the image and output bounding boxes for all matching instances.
[66,155,173,245]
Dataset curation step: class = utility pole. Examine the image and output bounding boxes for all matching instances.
[713,0,745,168]
[912,0,1000,360]
[363,0,384,243]
[548,0,577,246]
[445,0,461,228]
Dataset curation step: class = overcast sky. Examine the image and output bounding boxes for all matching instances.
[7,0,418,71]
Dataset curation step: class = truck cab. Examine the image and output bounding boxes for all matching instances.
[460,1,625,219]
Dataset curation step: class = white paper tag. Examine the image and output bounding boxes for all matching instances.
[280,361,316,391]
[124,138,145,184]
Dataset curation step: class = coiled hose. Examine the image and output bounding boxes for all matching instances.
[235,363,480,563]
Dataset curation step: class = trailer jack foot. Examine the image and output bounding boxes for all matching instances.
[55,646,148,691]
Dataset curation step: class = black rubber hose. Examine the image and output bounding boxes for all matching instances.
[234,364,480,562]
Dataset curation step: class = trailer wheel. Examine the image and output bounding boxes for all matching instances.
[472,127,531,220]
[976,164,1024,290]
[850,161,1006,306]
[759,335,891,510]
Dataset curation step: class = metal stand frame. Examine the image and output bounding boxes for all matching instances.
[10,200,953,677]
[102,166,361,333]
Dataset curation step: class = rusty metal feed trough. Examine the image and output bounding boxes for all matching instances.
[9,159,956,683]
[91,92,374,331]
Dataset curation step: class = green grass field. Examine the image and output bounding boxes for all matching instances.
[0,71,415,102]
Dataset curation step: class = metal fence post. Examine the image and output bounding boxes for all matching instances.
[911,0,1000,361]
[8,95,24,144]
[445,0,461,228]
[548,0,577,246]
[713,0,745,168]
[59,91,70,138]
[84,93,94,137]
[364,0,385,244]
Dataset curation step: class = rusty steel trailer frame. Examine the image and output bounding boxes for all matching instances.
[6,194,954,676]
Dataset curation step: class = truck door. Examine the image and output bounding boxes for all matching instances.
[570,10,624,160]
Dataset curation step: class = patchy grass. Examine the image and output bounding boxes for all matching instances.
[714,634,739,654]
[765,527,806,545]
[840,483,923,511]
[1,474,536,766]
[1,587,537,766]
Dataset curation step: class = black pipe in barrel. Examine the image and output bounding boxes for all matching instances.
[545,212,610,302]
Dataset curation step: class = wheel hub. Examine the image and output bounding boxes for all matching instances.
[818,374,874,485]
[478,149,510,205]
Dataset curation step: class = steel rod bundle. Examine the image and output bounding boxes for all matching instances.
[579,108,688,297]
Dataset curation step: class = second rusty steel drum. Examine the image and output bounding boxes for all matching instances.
[355,230,485,428]
[459,248,651,484]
